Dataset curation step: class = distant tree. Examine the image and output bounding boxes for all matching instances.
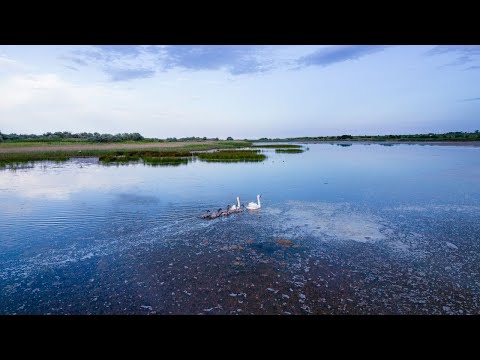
[226,136,233,141]
[215,137,219,141]
[476,130,479,134]
[0,131,3,142]
[202,137,207,141]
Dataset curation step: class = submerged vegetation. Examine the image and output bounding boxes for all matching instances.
[100,150,193,167]
[143,157,189,166]
[0,151,71,169]
[275,148,305,153]
[196,150,266,162]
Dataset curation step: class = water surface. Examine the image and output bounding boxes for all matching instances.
[1,144,479,314]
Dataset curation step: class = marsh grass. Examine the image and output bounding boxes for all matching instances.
[0,152,71,169]
[275,148,305,153]
[143,157,190,166]
[196,150,266,162]
[99,150,194,166]
[0,141,261,168]
[0,160,66,170]
[0,149,136,165]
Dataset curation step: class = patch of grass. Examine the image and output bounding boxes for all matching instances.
[275,149,305,153]
[99,150,193,165]
[142,157,189,166]
[252,144,302,149]
[196,150,266,162]
[0,151,71,169]
[0,141,256,168]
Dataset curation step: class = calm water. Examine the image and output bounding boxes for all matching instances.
[1,143,480,314]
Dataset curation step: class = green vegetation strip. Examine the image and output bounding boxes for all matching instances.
[0,142,264,168]
[100,150,193,166]
[143,158,189,166]
[0,142,252,166]
[196,150,266,162]
[1,151,71,168]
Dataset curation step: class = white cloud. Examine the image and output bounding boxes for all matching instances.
[0,71,210,137]
[0,73,144,133]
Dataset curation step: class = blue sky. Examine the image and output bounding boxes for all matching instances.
[0,45,478,138]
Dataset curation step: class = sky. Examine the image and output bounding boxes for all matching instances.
[0,45,479,139]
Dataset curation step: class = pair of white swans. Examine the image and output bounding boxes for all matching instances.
[230,195,261,211]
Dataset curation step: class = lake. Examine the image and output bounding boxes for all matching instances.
[1,143,480,314]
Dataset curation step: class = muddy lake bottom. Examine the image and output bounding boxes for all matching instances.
[2,208,479,315]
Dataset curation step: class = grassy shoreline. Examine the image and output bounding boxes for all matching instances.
[0,140,250,152]
[0,141,254,168]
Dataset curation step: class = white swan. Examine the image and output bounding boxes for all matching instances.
[246,194,261,210]
[229,196,241,211]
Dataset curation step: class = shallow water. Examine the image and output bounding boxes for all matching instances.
[1,144,480,314]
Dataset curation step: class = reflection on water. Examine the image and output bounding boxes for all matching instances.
[1,144,480,314]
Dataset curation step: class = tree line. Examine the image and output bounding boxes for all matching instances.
[0,131,145,143]
[258,131,480,142]
[0,131,236,143]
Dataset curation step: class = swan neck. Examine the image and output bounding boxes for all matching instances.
[257,195,261,206]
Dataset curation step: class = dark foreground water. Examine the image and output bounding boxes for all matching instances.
[1,143,480,314]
